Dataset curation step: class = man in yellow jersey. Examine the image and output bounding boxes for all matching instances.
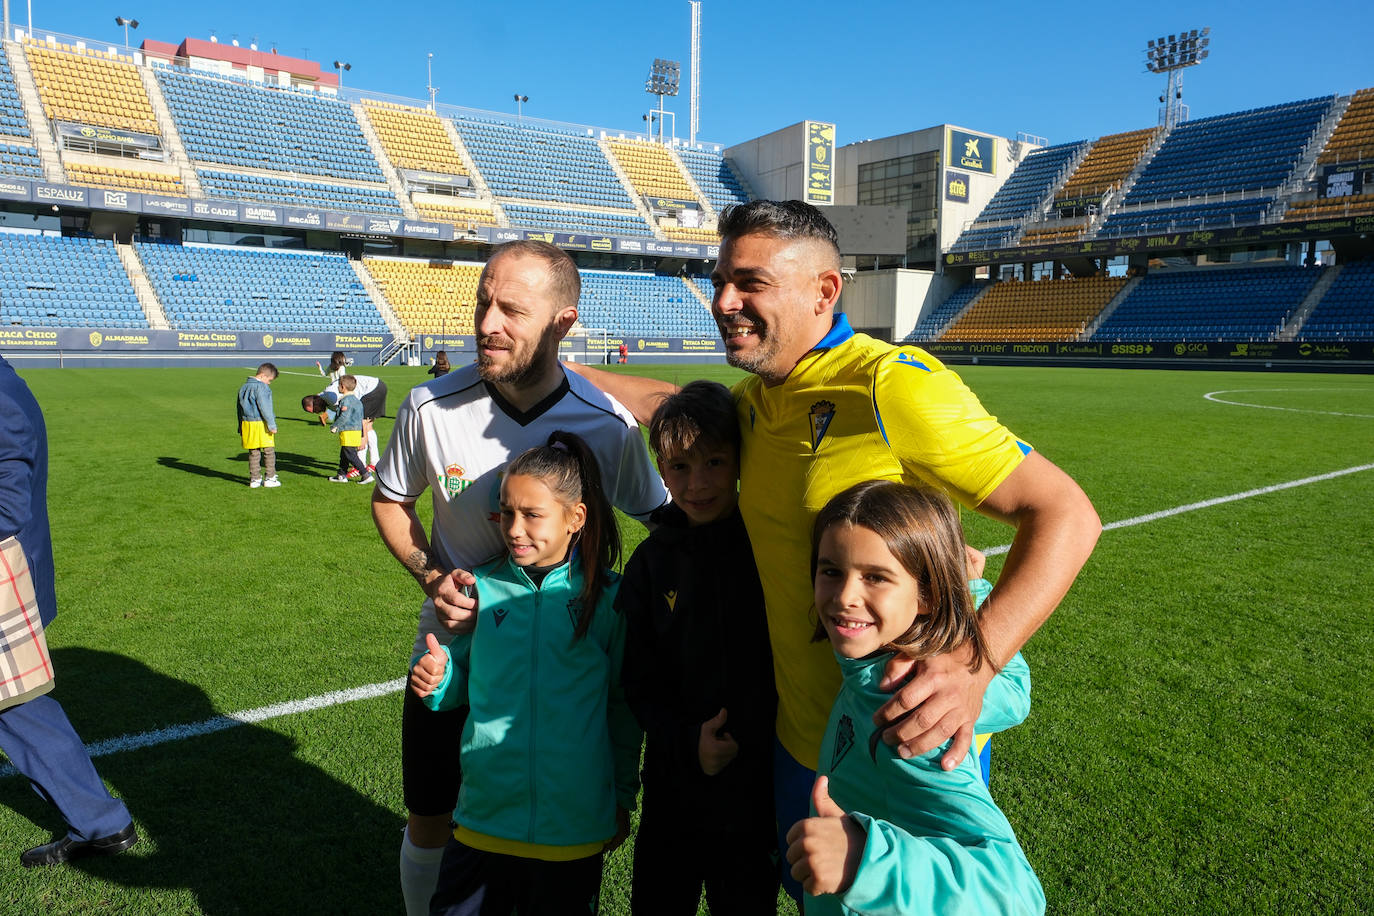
[574,200,1100,902]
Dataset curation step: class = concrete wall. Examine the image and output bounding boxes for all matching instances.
[724,122,810,201]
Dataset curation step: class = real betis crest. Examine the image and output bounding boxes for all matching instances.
[443,463,472,497]
[808,400,836,452]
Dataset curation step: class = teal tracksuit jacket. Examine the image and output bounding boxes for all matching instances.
[421,552,641,852]
[805,579,1046,915]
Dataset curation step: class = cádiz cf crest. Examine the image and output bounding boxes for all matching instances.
[808,400,836,453]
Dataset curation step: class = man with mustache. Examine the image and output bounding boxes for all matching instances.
[371,240,668,916]
[574,199,1100,903]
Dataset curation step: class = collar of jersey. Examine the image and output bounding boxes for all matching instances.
[811,313,854,352]
[484,375,571,427]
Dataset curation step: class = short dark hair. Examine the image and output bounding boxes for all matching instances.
[485,239,582,311]
[718,200,841,264]
[256,362,278,379]
[301,394,328,413]
[338,374,357,392]
[648,380,738,460]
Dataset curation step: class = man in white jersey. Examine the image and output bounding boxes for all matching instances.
[371,240,668,916]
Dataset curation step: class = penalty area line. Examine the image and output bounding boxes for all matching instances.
[981,462,1374,557]
[0,678,405,779]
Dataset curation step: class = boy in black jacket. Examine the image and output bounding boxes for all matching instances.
[619,381,778,914]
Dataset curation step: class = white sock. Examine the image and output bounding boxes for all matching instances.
[357,446,368,468]
[367,428,380,464]
[400,828,446,916]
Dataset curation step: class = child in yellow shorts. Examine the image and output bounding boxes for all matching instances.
[328,375,373,485]
[237,362,280,488]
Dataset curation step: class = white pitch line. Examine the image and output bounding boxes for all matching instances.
[1203,388,1374,419]
[0,678,405,779]
[6,463,1372,773]
[982,462,1374,557]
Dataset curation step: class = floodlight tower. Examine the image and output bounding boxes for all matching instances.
[1145,27,1211,131]
[644,57,680,144]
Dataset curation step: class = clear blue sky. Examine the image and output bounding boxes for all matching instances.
[32,0,1374,149]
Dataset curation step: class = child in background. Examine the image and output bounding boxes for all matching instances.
[427,351,451,378]
[319,350,348,383]
[618,381,779,914]
[786,480,1045,915]
[327,375,372,484]
[236,362,280,488]
[409,431,640,915]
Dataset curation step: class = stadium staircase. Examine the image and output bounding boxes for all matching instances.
[672,149,717,220]
[1277,265,1340,340]
[116,241,169,328]
[349,259,408,341]
[354,103,421,220]
[137,65,203,197]
[598,136,662,237]
[441,117,507,225]
[682,275,714,312]
[1088,128,1170,237]
[1080,276,1141,339]
[1289,95,1350,191]
[7,41,64,182]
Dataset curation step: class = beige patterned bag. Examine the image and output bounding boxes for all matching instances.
[0,535,55,711]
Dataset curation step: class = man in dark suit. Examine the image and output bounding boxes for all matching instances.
[0,354,138,867]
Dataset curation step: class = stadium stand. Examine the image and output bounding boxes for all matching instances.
[65,162,183,194]
[502,203,651,237]
[0,47,33,137]
[154,67,386,183]
[1316,87,1374,166]
[135,240,387,333]
[26,42,159,136]
[1097,197,1274,236]
[1054,128,1157,207]
[455,117,634,208]
[675,146,750,211]
[362,257,481,336]
[943,276,1126,342]
[0,233,145,328]
[952,140,1089,249]
[606,138,699,202]
[1282,192,1374,220]
[1123,98,1332,204]
[414,199,500,229]
[576,270,717,338]
[197,169,403,215]
[361,100,469,176]
[1297,261,1374,340]
[905,282,989,340]
[1090,265,1324,341]
[1019,222,1088,244]
[660,224,720,243]
[0,141,44,178]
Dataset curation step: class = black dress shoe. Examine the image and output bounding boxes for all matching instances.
[21,822,139,867]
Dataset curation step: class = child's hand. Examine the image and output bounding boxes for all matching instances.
[785,775,866,896]
[409,633,449,698]
[605,805,632,853]
[329,427,338,434]
[964,543,986,579]
[698,707,739,776]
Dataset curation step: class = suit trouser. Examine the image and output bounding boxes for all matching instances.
[0,694,131,840]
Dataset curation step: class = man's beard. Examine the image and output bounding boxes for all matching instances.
[718,315,782,379]
[477,323,561,388]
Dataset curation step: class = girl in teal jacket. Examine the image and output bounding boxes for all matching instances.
[410,431,639,915]
[787,480,1046,916]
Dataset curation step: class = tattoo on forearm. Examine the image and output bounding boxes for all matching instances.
[404,549,439,580]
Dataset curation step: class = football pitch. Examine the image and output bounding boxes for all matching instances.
[1,361,1370,914]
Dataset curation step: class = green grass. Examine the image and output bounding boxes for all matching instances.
[1,363,1371,914]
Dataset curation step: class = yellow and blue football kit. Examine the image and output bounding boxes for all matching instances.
[734,314,1031,769]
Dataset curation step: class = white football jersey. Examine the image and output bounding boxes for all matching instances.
[376,364,669,651]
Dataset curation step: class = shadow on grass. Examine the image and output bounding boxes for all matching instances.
[157,451,335,483]
[0,648,403,914]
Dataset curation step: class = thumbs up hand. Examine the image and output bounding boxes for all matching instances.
[698,708,740,776]
[784,775,867,896]
[410,633,450,698]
